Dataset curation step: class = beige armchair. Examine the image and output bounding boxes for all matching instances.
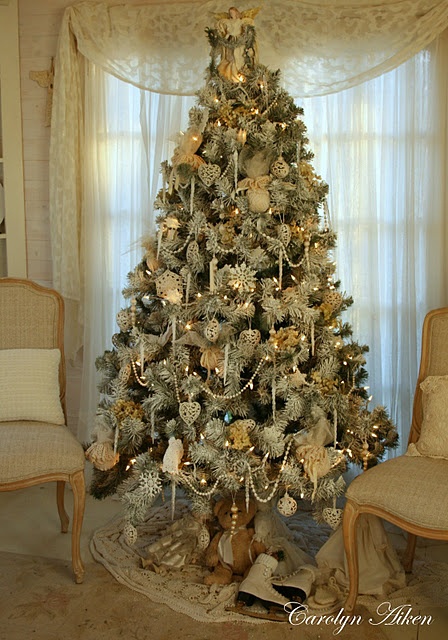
[343,307,448,612]
[0,278,86,583]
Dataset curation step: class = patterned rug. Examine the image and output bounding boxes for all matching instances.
[0,549,390,640]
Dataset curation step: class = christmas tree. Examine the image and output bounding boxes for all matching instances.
[86,6,397,542]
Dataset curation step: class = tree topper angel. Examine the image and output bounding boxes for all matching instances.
[214,6,261,81]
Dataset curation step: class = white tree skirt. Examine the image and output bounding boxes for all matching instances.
[90,500,448,623]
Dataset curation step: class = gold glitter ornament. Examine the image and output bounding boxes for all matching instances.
[123,522,138,545]
[116,309,133,332]
[278,223,291,246]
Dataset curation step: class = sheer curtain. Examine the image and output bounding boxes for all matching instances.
[78,61,193,438]
[298,32,448,445]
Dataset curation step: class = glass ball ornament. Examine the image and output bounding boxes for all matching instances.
[277,491,297,517]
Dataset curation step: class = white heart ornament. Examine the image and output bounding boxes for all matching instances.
[322,507,343,530]
[179,401,201,425]
[198,163,221,187]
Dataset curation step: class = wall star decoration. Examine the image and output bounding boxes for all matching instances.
[29,57,54,127]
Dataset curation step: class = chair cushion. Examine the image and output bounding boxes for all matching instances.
[413,375,448,459]
[0,421,85,483]
[346,455,448,530]
[0,349,65,425]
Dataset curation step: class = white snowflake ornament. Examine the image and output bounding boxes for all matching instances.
[155,270,183,301]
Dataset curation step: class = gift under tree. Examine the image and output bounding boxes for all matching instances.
[86,6,397,554]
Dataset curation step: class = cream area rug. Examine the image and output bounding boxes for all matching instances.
[90,500,448,625]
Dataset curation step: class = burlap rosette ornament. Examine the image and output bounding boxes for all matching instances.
[169,126,205,190]
[85,413,119,471]
[237,149,272,213]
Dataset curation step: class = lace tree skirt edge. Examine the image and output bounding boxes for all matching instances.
[90,501,448,624]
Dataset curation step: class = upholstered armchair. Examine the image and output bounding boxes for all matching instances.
[0,278,86,583]
[343,307,448,612]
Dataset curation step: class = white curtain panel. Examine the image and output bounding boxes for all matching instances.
[77,63,193,438]
[299,31,448,442]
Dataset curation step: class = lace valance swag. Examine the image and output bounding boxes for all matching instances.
[49,0,448,357]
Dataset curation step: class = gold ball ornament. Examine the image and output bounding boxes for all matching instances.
[230,501,239,535]
[277,491,298,517]
[238,328,261,349]
[116,309,133,332]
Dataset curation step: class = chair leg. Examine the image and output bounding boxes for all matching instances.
[56,480,69,533]
[70,469,86,584]
[402,533,417,573]
[342,499,360,614]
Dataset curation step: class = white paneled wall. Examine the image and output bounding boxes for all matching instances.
[19,0,68,287]
[18,0,79,432]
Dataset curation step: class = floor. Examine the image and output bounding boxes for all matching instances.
[1,476,447,639]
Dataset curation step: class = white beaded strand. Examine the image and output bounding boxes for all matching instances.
[200,355,266,400]
[131,359,148,387]
[180,472,220,497]
[246,438,293,503]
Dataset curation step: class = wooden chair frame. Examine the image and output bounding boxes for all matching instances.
[0,278,85,583]
[343,307,448,613]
